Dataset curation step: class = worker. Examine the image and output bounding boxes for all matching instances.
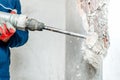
[0,0,29,80]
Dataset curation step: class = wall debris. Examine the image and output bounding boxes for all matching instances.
[78,0,110,79]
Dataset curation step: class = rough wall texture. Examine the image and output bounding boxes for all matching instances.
[66,0,109,80]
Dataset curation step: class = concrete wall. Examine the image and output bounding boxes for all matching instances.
[65,0,95,80]
[10,0,65,80]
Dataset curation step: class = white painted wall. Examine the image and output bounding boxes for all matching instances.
[10,0,65,80]
[103,0,120,80]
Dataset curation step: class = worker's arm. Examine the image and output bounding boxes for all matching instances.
[7,30,28,47]
[0,18,28,47]
[7,0,29,47]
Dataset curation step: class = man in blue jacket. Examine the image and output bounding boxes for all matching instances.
[0,0,29,80]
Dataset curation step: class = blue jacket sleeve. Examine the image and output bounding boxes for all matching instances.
[8,30,28,47]
[8,0,29,47]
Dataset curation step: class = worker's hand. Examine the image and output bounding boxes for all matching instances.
[0,20,16,42]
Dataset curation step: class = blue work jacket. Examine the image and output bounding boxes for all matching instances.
[0,0,29,80]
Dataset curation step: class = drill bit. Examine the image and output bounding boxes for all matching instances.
[43,26,87,39]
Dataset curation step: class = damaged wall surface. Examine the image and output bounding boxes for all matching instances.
[66,0,109,80]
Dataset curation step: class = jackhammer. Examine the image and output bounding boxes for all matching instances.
[0,11,86,39]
